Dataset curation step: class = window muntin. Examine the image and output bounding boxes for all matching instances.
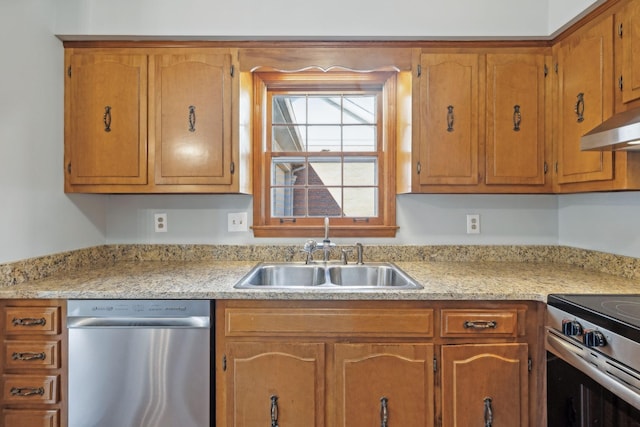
[268,91,382,220]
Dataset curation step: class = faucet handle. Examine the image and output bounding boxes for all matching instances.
[301,240,318,264]
[355,242,364,265]
[340,248,353,265]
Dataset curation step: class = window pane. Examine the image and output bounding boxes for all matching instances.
[272,95,306,124]
[271,158,306,186]
[309,159,341,187]
[344,158,377,186]
[343,125,376,151]
[308,187,341,217]
[344,187,377,217]
[308,125,341,152]
[271,187,302,217]
[343,96,376,124]
[308,96,341,124]
[272,125,306,152]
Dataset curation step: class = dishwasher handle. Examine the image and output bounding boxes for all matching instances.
[67,316,210,328]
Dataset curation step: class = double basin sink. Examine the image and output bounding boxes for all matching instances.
[234,262,423,290]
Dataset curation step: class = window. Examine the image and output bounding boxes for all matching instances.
[252,71,399,238]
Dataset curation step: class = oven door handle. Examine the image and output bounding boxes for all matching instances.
[546,329,640,411]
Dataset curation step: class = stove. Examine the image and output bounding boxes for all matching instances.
[546,294,640,423]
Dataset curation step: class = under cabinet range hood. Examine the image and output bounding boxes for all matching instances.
[581,107,640,151]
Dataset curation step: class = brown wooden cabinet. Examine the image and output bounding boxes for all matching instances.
[334,343,434,427]
[216,300,542,427]
[216,300,436,427]
[554,15,615,187]
[441,343,529,427]
[65,52,148,187]
[412,50,551,193]
[0,300,66,427]
[416,53,480,187]
[64,47,247,194]
[485,54,550,188]
[617,0,640,105]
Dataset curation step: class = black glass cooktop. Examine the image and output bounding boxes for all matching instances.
[548,294,640,343]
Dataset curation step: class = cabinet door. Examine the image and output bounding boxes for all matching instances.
[486,54,546,185]
[152,53,233,185]
[2,409,59,427]
[441,343,528,427]
[224,342,325,427]
[556,16,614,184]
[619,0,640,104]
[418,54,479,185]
[65,52,148,185]
[334,343,434,427]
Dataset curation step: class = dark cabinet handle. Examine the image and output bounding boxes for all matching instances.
[484,397,493,427]
[447,105,455,132]
[103,105,112,132]
[513,105,521,131]
[10,387,44,397]
[270,395,279,427]
[574,93,585,123]
[463,320,497,329]
[12,317,46,327]
[380,397,389,427]
[188,105,196,132]
[12,352,46,361]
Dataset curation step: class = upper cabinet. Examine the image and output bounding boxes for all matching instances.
[617,0,640,106]
[553,16,615,187]
[553,7,640,193]
[64,47,249,194]
[411,50,551,193]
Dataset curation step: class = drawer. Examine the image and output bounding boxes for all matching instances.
[4,340,60,370]
[2,409,59,427]
[440,309,521,337]
[226,308,434,337]
[4,307,60,335]
[2,374,58,404]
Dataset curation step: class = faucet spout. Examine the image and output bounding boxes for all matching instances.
[323,217,329,242]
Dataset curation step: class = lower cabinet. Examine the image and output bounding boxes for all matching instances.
[216,300,542,427]
[0,300,66,427]
[441,343,529,427]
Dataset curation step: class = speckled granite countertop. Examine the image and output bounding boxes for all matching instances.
[1,255,638,301]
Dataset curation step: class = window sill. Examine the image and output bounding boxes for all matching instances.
[252,225,399,238]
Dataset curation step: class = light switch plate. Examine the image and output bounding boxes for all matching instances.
[228,212,248,232]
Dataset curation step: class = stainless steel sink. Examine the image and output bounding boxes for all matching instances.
[234,262,423,290]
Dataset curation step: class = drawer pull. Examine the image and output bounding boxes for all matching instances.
[484,397,493,427]
[12,317,46,327]
[270,395,279,427]
[463,320,497,329]
[10,387,45,397]
[12,351,46,361]
[380,397,389,427]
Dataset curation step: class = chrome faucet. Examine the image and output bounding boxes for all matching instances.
[301,217,336,263]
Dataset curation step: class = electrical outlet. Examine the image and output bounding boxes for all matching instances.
[154,213,168,233]
[228,212,248,232]
[466,214,480,234]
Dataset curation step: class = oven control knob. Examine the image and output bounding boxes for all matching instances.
[583,330,607,347]
[562,320,583,336]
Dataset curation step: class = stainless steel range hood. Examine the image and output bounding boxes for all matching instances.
[581,107,640,151]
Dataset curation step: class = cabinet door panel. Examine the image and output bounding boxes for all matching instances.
[67,53,147,185]
[620,0,640,103]
[334,343,434,427]
[556,17,614,184]
[225,342,324,427]
[2,409,59,427]
[441,343,528,427]
[154,54,232,185]
[486,54,546,185]
[419,54,479,185]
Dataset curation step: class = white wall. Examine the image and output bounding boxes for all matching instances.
[559,192,640,258]
[0,0,107,264]
[54,0,554,39]
[547,0,605,36]
[105,194,559,246]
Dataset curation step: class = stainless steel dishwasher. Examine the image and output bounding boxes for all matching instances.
[67,300,211,427]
